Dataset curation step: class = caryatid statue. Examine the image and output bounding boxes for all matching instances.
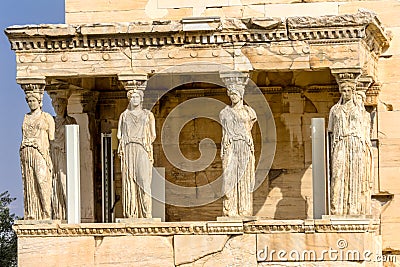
[355,90,374,215]
[219,72,257,217]
[328,70,373,216]
[117,88,156,218]
[20,84,55,220]
[49,92,77,220]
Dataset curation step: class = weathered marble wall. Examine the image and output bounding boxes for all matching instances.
[92,70,337,222]
[65,0,342,24]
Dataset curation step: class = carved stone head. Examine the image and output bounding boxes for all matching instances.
[227,86,245,99]
[338,80,357,103]
[127,89,144,109]
[127,89,144,101]
[220,71,248,100]
[331,69,362,102]
[25,90,43,109]
[53,98,68,117]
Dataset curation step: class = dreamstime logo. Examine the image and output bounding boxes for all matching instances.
[257,238,397,263]
[145,62,276,207]
[336,238,348,249]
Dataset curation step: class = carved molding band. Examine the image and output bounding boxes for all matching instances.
[331,68,362,87]
[17,77,46,93]
[118,73,148,91]
[365,84,381,106]
[287,10,379,29]
[20,84,45,93]
[220,71,249,92]
[287,10,389,54]
[13,219,380,237]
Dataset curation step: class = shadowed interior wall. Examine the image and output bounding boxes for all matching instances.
[94,70,341,221]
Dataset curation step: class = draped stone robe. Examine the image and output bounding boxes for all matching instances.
[220,104,257,216]
[20,111,55,220]
[360,101,374,215]
[117,108,155,218]
[328,98,366,216]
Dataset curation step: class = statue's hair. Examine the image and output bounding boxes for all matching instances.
[338,80,357,91]
[127,89,144,101]
[227,86,245,98]
[25,91,43,105]
[25,91,43,108]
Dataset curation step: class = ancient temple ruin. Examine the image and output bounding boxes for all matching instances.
[5,0,399,265]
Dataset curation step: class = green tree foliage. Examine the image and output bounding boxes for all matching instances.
[0,191,17,267]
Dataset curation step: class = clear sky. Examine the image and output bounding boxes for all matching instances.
[0,0,64,216]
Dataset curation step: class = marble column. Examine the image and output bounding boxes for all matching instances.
[356,75,376,215]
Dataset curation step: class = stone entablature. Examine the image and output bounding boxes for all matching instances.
[287,11,388,54]
[5,10,390,81]
[6,11,387,52]
[13,219,379,237]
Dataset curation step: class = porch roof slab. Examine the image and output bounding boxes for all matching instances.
[4,10,390,81]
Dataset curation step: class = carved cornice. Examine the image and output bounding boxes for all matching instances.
[331,68,362,86]
[5,11,390,57]
[220,71,249,92]
[287,10,389,54]
[357,75,374,90]
[46,80,73,101]
[306,85,338,93]
[13,219,380,237]
[20,84,45,93]
[4,21,287,51]
[17,77,46,94]
[287,10,378,30]
[118,73,148,91]
[365,84,381,106]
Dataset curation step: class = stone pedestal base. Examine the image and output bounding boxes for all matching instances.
[217,216,258,222]
[13,219,383,266]
[322,215,373,220]
[115,217,162,223]
[15,219,65,224]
